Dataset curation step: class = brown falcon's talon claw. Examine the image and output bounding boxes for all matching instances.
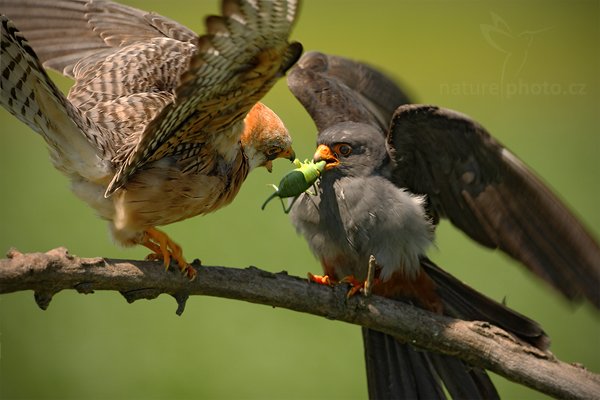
[181,264,197,281]
[143,227,195,280]
[168,244,196,281]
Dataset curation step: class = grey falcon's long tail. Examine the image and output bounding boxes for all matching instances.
[363,328,501,399]
[363,257,549,399]
[0,16,110,182]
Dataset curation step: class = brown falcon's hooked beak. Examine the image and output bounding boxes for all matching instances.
[265,147,296,173]
[313,144,340,170]
[281,147,296,162]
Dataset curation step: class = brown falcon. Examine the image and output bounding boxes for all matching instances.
[0,0,301,278]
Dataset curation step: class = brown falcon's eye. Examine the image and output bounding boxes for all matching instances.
[266,147,281,160]
[334,143,353,157]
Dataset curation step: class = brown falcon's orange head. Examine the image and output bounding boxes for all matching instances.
[241,102,295,172]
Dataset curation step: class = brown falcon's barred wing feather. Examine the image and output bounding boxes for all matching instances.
[0,0,197,78]
[387,104,600,307]
[0,16,112,180]
[104,0,302,197]
[288,51,411,134]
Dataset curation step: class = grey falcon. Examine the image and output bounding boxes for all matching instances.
[287,51,600,399]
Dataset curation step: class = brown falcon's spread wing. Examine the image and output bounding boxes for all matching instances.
[104,0,302,196]
[288,51,411,133]
[0,0,197,77]
[387,104,600,307]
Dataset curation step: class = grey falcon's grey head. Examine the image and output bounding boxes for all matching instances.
[312,121,390,179]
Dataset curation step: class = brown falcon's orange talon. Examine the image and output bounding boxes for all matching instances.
[308,272,333,286]
[143,227,196,280]
[143,240,163,261]
[143,227,172,266]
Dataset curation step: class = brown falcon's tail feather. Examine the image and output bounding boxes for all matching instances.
[363,257,548,399]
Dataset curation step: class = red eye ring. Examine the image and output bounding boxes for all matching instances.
[335,143,352,157]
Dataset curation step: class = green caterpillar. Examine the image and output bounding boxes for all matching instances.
[261,159,326,213]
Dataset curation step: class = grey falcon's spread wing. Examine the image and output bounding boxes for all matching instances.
[287,51,411,134]
[387,104,600,307]
[0,0,197,78]
[105,0,302,195]
[288,52,600,308]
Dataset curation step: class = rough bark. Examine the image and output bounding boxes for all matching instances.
[1,247,599,399]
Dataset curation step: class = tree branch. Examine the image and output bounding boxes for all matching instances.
[1,247,598,399]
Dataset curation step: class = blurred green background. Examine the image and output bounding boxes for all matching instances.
[1,1,598,399]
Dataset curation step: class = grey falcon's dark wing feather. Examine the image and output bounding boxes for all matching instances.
[288,52,502,399]
[0,0,197,78]
[287,51,411,133]
[388,104,600,307]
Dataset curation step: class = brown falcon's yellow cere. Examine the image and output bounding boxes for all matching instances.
[0,0,302,279]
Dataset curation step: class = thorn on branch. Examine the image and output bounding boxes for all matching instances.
[34,291,55,310]
[246,265,278,278]
[6,247,23,259]
[80,257,106,268]
[120,288,162,303]
[172,292,190,316]
[75,282,96,294]
[47,247,74,260]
